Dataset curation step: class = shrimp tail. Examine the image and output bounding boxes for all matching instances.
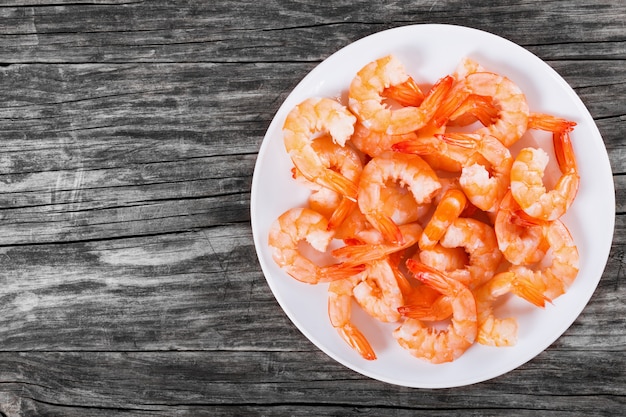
[450,94,499,127]
[435,93,498,127]
[406,259,452,294]
[527,113,577,133]
[417,75,455,125]
[332,243,389,265]
[432,87,468,127]
[337,323,377,360]
[319,263,366,282]
[319,170,359,201]
[383,76,425,107]
[327,198,356,230]
[511,276,552,308]
[553,130,578,174]
[332,243,403,265]
[368,212,404,244]
[399,297,453,321]
[436,132,482,149]
[391,137,444,155]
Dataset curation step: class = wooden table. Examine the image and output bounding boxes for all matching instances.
[0,1,623,415]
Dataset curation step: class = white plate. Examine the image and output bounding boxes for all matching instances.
[250,24,615,388]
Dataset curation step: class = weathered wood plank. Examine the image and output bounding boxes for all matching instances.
[0,350,623,416]
[0,1,624,64]
[0,224,304,351]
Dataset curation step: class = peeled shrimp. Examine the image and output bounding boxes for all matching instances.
[473,272,548,346]
[460,72,529,147]
[510,130,579,221]
[437,217,502,289]
[353,258,405,323]
[294,135,363,229]
[495,191,550,265]
[350,121,419,158]
[509,219,579,301]
[358,152,441,244]
[349,55,452,135]
[418,244,469,277]
[393,260,478,364]
[439,133,512,213]
[328,275,377,360]
[283,97,358,199]
[268,207,362,284]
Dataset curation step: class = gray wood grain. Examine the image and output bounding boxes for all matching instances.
[0,0,624,416]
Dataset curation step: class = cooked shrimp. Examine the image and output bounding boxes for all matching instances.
[509,218,579,300]
[283,97,358,199]
[473,271,548,346]
[461,72,529,147]
[392,124,487,173]
[382,76,425,107]
[328,275,377,360]
[418,244,469,276]
[353,258,405,323]
[358,152,441,244]
[393,260,477,364]
[268,207,363,284]
[453,57,485,80]
[333,207,376,245]
[399,293,454,322]
[527,112,577,133]
[400,251,458,321]
[305,135,363,229]
[510,130,579,221]
[419,188,467,250]
[438,217,502,289]
[494,191,550,265]
[446,94,499,127]
[439,133,512,213]
[332,223,422,266]
[351,121,419,157]
[348,55,453,135]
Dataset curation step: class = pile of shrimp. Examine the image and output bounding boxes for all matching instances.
[268,55,580,364]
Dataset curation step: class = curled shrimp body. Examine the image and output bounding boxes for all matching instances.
[283,97,358,199]
[495,191,549,265]
[473,272,548,347]
[299,135,363,229]
[438,217,502,289]
[461,72,529,147]
[439,133,512,213]
[510,218,579,301]
[353,258,405,323]
[349,55,453,135]
[358,152,441,244]
[393,260,478,364]
[419,244,469,277]
[510,130,579,221]
[268,207,362,284]
[328,275,377,360]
